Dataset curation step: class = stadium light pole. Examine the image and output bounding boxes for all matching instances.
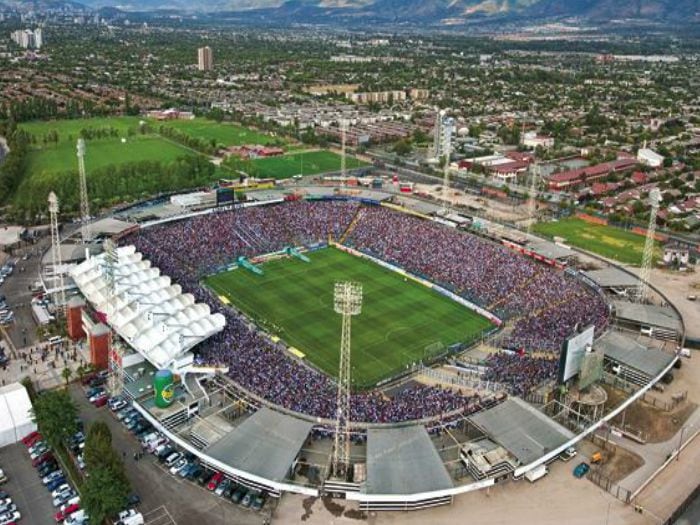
[332,282,362,479]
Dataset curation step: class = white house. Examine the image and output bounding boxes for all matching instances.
[522,131,554,149]
[637,147,664,168]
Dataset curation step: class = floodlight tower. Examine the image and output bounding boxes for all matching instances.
[77,139,92,244]
[526,163,540,236]
[332,282,362,479]
[432,108,442,160]
[441,124,452,215]
[638,188,662,303]
[103,238,124,396]
[340,118,347,180]
[48,192,66,316]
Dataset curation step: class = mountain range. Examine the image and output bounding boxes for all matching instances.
[71,0,700,24]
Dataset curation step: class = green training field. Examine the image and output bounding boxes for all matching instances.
[533,217,659,265]
[20,116,143,143]
[247,150,369,179]
[24,135,192,175]
[158,118,283,147]
[204,248,493,388]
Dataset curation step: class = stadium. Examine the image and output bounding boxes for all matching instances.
[67,190,684,511]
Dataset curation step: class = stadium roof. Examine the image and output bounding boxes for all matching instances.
[584,267,640,288]
[525,239,575,261]
[469,398,574,465]
[70,245,225,370]
[205,407,313,482]
[612,301,682,332]
[596,331,674,378]
[366,426,453,495]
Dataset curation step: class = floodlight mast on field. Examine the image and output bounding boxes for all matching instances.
[77,138,92,244]
[340,118,348,183]
[638,188,661,304]
[48,192,66,317]
[332,282,362,479]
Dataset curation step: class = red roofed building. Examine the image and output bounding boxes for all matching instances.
[547,158,637,191]
[631,171,649,185]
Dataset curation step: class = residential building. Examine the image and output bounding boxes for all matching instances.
[637,147,664,168]
[198,46,213,71]
[522,131,555,149]
[11,28,42,49]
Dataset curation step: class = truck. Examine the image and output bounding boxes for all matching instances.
[525,464,548,483]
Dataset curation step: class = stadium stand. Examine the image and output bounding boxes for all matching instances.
[120,199,610,423]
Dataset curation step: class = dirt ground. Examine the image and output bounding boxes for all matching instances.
[593,445,645,483]
[604,385,697,443]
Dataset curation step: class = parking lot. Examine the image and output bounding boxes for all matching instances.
[70,384,267,525]
[0,443,56,525]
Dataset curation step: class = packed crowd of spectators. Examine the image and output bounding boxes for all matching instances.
[121,200,610,419]
[345,206,609,352]
[482,352,559,398]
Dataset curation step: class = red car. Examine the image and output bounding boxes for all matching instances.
[92,394,108,408]
[55,503,80,522]
[21,431,41,446]
[32,452,54,467]
[207,472,223,491]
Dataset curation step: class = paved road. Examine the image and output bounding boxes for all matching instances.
[70,384,266,525]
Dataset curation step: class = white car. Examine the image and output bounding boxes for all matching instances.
[61,495,80,509]
[164,452,181,468]
[64,508,88,525]
[0,510,20,524]
[52,484,70,498]
[53,490,76,507]
[169,457,187,475]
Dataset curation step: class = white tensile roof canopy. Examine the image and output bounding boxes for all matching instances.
[0,383,37,447]
[70,245,225,370]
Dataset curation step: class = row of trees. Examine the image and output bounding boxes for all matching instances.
[11,154,216,220]
[159,125,218,155]
[31,387,132,525]
[0,120,29,203]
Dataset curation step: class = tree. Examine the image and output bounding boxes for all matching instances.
[393,139,413,156]
[81,466,130,525]
[31,390,79,450]
[61,367,73,388]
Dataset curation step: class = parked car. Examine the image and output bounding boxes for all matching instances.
[0,470,6,485]
[55,503,80,522]
[32,452,54,467]
[241,491,253,508]
[21,431,41,446]
[53,489,77,507]
[573,462,590,479]
[29,443,49,459]
[197,469,214,486]
[207,472,224,491]
[43,470,64,485]
[0,510,21,524]
[46,476,67,491]
[186,465,203,481]
[51,484,71,498]
[231,486,247,504]
[93,395,108,408]
[214,479,231,496]
[251,492,266,511]
[168,458,187,475]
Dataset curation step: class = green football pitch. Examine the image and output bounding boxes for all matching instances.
[532,217,659,266]
[204,247,493,388]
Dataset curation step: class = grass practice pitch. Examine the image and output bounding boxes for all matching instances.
[533,217,658,266]
[205,248,492,387]
[247,150,369,179]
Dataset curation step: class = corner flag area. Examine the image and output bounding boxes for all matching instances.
[204,247,493,388]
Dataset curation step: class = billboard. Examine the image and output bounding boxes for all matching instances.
[216,187,235,206]
[558,325,595,384]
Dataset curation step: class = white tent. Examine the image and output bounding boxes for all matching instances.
[0,383,37,447]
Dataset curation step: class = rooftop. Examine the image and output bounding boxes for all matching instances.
[596,331,674,378]
[366,426,453,495]
[469,397,574,465]
[205,407,313,482]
